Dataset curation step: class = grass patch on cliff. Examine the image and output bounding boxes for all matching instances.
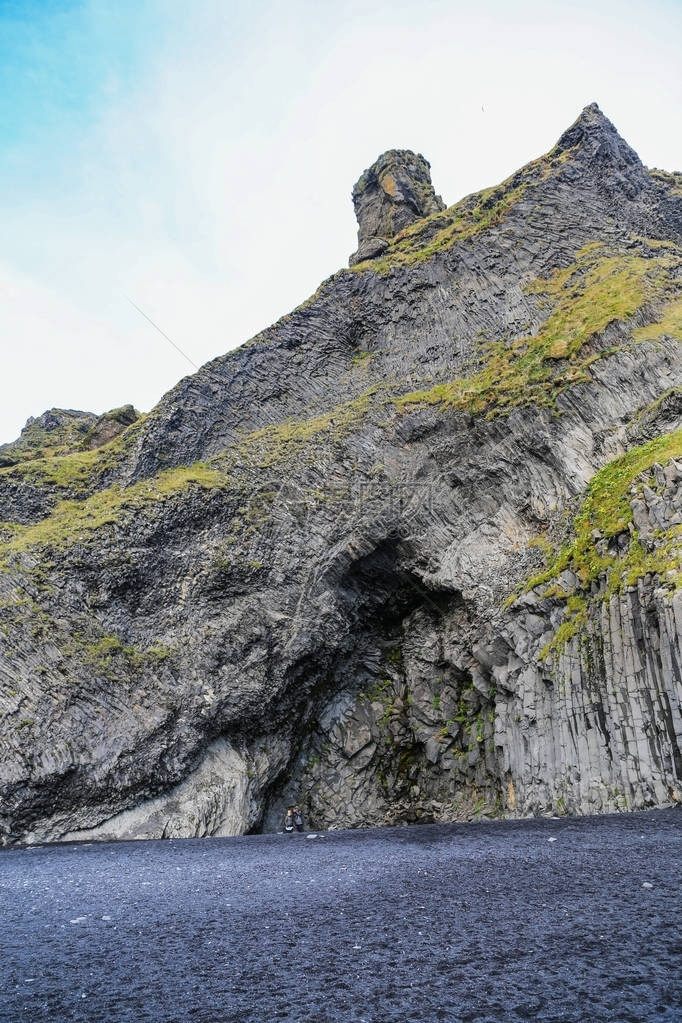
[525,247,651,358]
[229,385,385,470]
[66,633,175,677]
[0,413,150,495]
[395,244,682,420]
[348,134,587,276]
[532,429,682,583]
[0,412,94,465]
[517,430,682,657]
[633,297,682,343]
[350,181,528,275]
[649,168,682,199]
[627,387,682,436]
[0,382,387,563]
[0,462,226,561]
[1,447,107,493]
[0,574,177,684]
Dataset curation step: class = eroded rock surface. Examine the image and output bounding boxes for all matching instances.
[1,103,682,845]
[349,149,445,265]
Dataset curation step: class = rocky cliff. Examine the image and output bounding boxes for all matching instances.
[1,103,681,845]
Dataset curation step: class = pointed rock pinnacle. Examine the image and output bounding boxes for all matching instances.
[349,149,445,266]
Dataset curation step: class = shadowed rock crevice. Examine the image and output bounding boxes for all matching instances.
[260,567,490,832]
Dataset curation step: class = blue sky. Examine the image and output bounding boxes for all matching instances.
[0,1,150,153]
[1,0,681,443]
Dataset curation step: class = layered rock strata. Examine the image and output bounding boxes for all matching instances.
[1,104,681,844]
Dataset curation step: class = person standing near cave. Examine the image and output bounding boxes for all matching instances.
[284,808,295,833]
[293,806,304,833]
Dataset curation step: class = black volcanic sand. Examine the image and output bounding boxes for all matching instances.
[1,809,680,1022]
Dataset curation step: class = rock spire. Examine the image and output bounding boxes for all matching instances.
[349,149,445,265]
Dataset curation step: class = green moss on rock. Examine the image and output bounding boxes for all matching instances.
[228,385,386,470]
[0,462,226,561]
[350,182,528,275]
[0,413,149,496]
[396,243,682,419]
[649,167,682,199]
[516,429,682,657]
[348,132,588,277]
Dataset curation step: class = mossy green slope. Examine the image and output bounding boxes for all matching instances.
[0,405,140,468]
[0,462,225,563]
[509,425,682,657]
[396,242,682,419]
[0,386,390,563]
[0,412,149,497]
[0,411,96,465]
[3,237,682,565]
[347,133,581,276]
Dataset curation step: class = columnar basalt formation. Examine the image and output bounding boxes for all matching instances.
[1,104,681,845]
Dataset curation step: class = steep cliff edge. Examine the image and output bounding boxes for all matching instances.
[1,104,681,844]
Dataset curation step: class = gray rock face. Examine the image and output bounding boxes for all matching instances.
[553,102,650,200]
[0,404,140,525]
[1,104,682,845]
[349,149,445,265]
[263,442,682,831]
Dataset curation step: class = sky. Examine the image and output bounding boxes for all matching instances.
[1,0,681,444]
